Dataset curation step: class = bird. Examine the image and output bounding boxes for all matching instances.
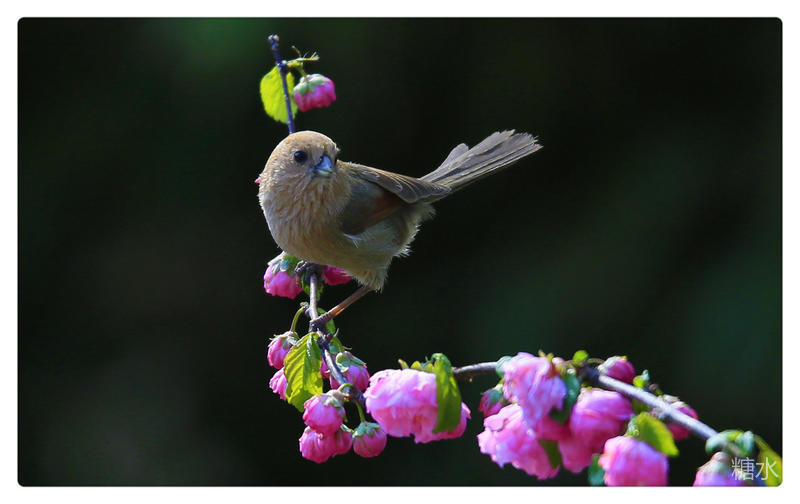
[257,130,541,329]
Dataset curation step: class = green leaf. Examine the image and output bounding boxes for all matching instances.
[627,413,679,457]
[283,333,323,412]
[755,435,782,486]
[549,372,581,424]
[278,255,300,273]
[260,66,297,124]
[410,361,422,371]
[495,356,512,377]
[633,369,650,389]
[588,454,605,486]
[398,359,409,369]
[572,350,588,365]
[430,353,462,433]
[538,440,562,469]
[705,429,743,455]
[735,430,755,457]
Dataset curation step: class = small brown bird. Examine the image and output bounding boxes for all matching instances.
[258,130,541,327]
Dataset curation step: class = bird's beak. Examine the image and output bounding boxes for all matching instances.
[313,155,335,178]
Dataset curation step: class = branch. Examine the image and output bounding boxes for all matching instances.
[308,271,367,409]
[452,359,742,454]
[267,34,295,134]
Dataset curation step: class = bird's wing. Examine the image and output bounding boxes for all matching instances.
[345,162,451,204]
[337,162,450,236]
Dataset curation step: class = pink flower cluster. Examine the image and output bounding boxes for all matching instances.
[693,452,748,487]
[477,353,651,482]
[599,436,668,486]
[292,73,337,112]
[364,369,470,444]
[329,351,370,392]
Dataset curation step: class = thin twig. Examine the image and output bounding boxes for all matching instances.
[308,272,366,408]
[267,34,295,134]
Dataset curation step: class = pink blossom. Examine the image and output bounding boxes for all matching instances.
[364,369,470,444]
[267,331,296,369]
[598,356,636,384]
[599,436,668,486]
[477,404,559,479]
[352,422,388,458]
[298,427,351,463]
[322,266,352,286]
[330,362,371,392]
[665,403,698,441]
[269,368,287,401]
[292,74,336,112]
[502,353,566,429]
[693,453,748,486]
[533,415,571,442]
[569,389,633,452]
[479,387,505,418]
[558,434,596,473]
[302,393,346,436]
[263,263,302,298]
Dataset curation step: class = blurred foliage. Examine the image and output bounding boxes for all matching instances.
[19,18,780,485]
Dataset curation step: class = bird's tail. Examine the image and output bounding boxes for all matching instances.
[421,130,541,196]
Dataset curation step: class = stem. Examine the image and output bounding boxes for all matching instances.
[308,272,366,409]
[289,306,305,334]
[452,362,498,381]
[267,34,295,134]
[355,400,367,423]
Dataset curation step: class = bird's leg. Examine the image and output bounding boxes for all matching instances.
[309,285,373,333]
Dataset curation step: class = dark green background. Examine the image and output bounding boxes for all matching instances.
[19,18,781,485]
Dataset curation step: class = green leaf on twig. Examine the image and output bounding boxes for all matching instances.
[626,413,679,457]
[538,440,562,469]
[494,355,512,377]
[431,353,462,433]
[705,429,744,455]
[588,454,605,486]
[572,350,588,365]
[283,333,322,412]
[549,372,581,424]
[260,65,297,124]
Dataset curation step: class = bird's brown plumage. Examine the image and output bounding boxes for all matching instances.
[258,130,541,290]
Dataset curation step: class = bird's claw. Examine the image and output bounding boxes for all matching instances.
[309,313,331,334]
[294,260,322,278]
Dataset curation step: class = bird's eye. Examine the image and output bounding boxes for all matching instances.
[293,151,308,163]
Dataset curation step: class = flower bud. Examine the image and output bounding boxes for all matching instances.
[267,331,297,369]
[292,74,336,112]
[664,402,698,441]
[693,452,747,486]
[269,368,287,401]
[322,266,351,286]
[598,356,636,384]
[479,386,505,418]
[263,263,302,299]
[298,427,351,463]
[302,393,346,436]
[352,422,388,458]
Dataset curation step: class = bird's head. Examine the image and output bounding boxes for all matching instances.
[259,130,341,194]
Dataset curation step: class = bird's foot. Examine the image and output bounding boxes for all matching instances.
[294,261,323,278]
[309,312,333,334]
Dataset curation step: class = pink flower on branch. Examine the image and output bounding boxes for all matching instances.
[302,393,346,436]
[598,356,636,384]
[298,427,352,463]
[477,404,559,479]
[664,403,698,441]
[568,389,634,453]
[501,353,567,429]
[269,368,287,401]
[292,73,336,112]
[263,263,302,299]
[364,369,470,444]
[352,422,388,458]
[267,331,296,369]
[599,436,668,486]
[322,266,351,286]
